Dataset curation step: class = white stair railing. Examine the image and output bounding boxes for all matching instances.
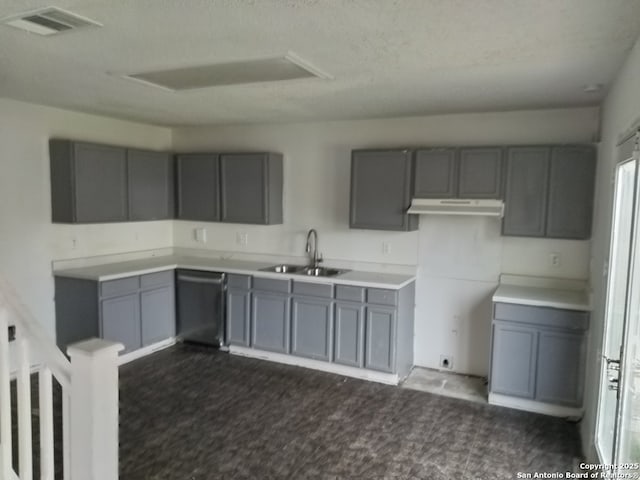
[0,277,123,480]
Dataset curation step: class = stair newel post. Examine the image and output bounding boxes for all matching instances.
[67,338,123,480]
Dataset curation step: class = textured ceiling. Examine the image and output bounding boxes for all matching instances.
[0,0,639,126]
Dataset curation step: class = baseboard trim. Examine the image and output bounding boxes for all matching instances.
[229,346,400,385]
[489,392,583,418]
[118,338,176,365]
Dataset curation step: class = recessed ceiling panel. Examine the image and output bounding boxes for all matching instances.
[124,54,331,91]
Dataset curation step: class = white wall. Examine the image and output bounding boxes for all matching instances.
[173,107,599,375]
[581,35,640,461]
[0,99,173,337]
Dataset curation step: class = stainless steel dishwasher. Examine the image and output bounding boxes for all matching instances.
[176,269,226,348]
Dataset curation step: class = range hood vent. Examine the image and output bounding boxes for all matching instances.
[2,7,102,35]
[407,198,504,217]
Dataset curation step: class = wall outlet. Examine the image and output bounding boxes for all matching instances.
[382,242,391,255]
[194,228,207,243]
[440,355,453,369]
[236,232,248,246]
[549,252,561,268]
[71,237,78,249]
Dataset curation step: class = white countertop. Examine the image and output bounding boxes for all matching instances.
[53,255,416,289]
[492,283,591,311]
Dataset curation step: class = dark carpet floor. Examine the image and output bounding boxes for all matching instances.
[118,344,583,480]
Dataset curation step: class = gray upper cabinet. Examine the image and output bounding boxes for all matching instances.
[490,321,537,398]
[364,306,396,373]
[291,296,334,361]
[502,147,550,237]
[546,146,596,239]
[220,153,283,225]
[458,148,503,199]
[350,150,417,231]
[127,149,174,221]
[176,153,220,221]
[413,149,457,198]
[50,140,128,223]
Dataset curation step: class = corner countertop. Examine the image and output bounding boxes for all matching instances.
[492,280,591,312]
[53,255,416,290]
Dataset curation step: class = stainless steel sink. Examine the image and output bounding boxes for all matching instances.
[259,264,306,274]
[300,266,348,277]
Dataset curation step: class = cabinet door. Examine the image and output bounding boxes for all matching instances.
[127,150,174,221]
[101,293,141,353]
[503,147,550,237]
[334,302,365,367]
[413,149,457,198]
[74,142,128,223]
[490,322,537,398]
[251,292,290,353]
[458,148,502,199]
[220,153,268,224]
[227,288,251,346]
[350,150,416,231]
[364,306,396,372]
[140,286,175,347]
[535,330,584,405]
[291,297,333,361]
[176,154,220,221]
[546,146,596,239]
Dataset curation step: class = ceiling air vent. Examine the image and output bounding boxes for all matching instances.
[122,52,333,91]
[2,7,102,36]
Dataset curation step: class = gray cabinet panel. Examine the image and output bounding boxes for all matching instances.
[140,286,175,347]
[503,147,550,237]
[546,146,596,239]
[490,322,537,398]
[140,270,174,289]
[176,154,220,221]
[493,303,589,331]
[335,285,365,303]
[251,292,290,353]
[292,281,333,298]
[252,277,291,293]
[227,288,251,346]
[291,297,333,361]
[413,149,457,198]
[535,330,584,405]
[334,302,364,367]
[101,293,141,353]
[54,277,100,350]
[367,288,398,306]
[100,276,139,298]
[364,306,396,373]
[350,150,417,231]
[220,153,283,225]
[127,149,174,221]
[227,274,251,290]
[74,142,128,223]
[458,148,502,199]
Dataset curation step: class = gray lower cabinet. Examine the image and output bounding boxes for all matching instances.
[127,149,174,221]
[55,271,175,354]
[546,146,596,239]
[334,302,365,367]
[50,140,128,223]
[364,306,397,373]
[176,153,220,221]
[101,293,141,354]
[227,288,251,346]
[350,149,417,231]
[489,302,588,407]
[291,296,334,361]
[251,288,291,354]
[490,322,537,398]
[220,153,283,225]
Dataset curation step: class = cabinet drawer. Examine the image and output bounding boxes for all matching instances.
[367,288,398,306]
[100,276,139,298]
[228,274,252,290]
[252,276,291,293]
[293,281,333,298]
[335,285,365,303]
[493,302,589,330]
[140,270,174,289]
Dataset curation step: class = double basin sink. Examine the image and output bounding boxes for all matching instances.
[260,264,349,277]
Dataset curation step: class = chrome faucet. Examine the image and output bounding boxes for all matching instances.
[305,229,323,268]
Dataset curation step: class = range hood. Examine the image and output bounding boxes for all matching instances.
[406,198,504,217]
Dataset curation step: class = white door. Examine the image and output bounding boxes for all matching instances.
[596,133,639,464]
